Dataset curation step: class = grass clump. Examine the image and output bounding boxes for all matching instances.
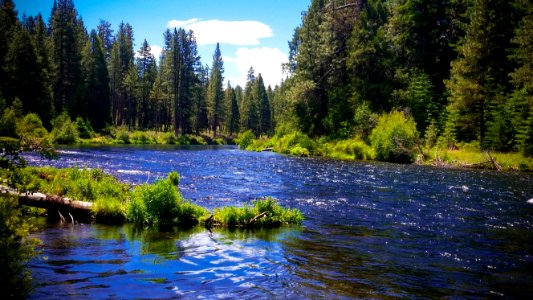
[128,173,208,227]
[213,197,304,228]
[319,137,375,160]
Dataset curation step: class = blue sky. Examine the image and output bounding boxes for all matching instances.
[14,0,310,87]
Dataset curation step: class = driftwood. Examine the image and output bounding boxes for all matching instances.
[0,185,94,223]
[247,211,269,226]
[204,211,271,228]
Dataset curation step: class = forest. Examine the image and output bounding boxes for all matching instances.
[0,0,532,161]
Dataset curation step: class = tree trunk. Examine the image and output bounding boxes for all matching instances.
[1,185,94,223]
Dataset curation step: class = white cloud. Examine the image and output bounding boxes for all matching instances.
[167,18,273,46]
[150,45,163,60]
[134,44,163,63]
[226,47,288,88]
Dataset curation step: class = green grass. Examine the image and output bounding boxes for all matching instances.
[213,197,304,228]
[423,146,533,171]
[2,167,303,228]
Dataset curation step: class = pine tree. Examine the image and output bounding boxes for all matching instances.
[225,82,239,136]
[110,22,134,126]
[136,39,157,129]
[0,0,18,100]
[81,29,110,130]
[445,0,516,147]
[242,67,258,133]
[509,0,533,155]
[193,64,209,135]
[29,14,54,125]
[257,74,271,135]
[49,0,84,117]
[97,19,113,62]
[207,43,224,137]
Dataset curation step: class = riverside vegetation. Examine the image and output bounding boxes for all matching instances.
[1,0,533,175]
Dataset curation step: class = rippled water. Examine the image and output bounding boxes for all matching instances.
[26,145,533,298]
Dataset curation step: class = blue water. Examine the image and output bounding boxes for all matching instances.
[26,145,533,298]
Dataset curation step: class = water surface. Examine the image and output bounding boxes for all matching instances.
[26,146,533,298]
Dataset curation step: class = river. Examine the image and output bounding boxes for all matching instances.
[25,145,533,298]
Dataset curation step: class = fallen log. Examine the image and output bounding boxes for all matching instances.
[247,211,269,226]
[0,185,94,223]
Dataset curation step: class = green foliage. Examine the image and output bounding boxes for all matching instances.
[521,114,533,157]
[50,112,79,145]
[75,117,94,139]
[92,197,126,223]
[236,129,255,150]
[213,197,303,228]
[275,131,315,154]
[0,195,42,298]
[130,176,208,227]
[168,171,180,185]
[424,119,439,148]
[289,145,310,157]
[370,111,418,163]
[0,107,17,137]
[17,113,48,139]
[320,137,375,160]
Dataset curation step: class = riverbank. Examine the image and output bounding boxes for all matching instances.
[77,128,236,146]
[238,131,533,172]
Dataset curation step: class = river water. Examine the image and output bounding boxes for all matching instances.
[25,145,533,298]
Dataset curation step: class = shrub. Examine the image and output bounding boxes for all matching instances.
[168,171,180,185]
[276,131,315,154]
[0,108,18,137]
[50,112,79,144]
[236,130,255,149]
[289,145,310,157]
[370,111,418,163]
[213,197,303,228]
[16,113,48,139]
[160,132,177,144]
[75,117,94,139]
[93,197,126,223]
[0,195,42,298]
[321,137,375,160]
[130,173,207,227]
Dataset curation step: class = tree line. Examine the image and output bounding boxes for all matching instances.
[275,0,532,156]
[0,0,273,139]
[1,0,532,156]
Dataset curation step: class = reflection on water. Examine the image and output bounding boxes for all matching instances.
[26,146,533,298]
[30,222,303,299]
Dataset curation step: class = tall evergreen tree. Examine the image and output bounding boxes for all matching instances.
[243,67,258,133]
[193,64,209,135]
[257,74,271,135]
[110,22,134,126]
[509,0,533,155]
[81,29,110,130]
[49,0,84,117]
[0,0,18,100]
[207,43,224,137]
[97,19,114,62]
[445,0,516,146]
[136,39,157,129]
[225,82,240,135]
